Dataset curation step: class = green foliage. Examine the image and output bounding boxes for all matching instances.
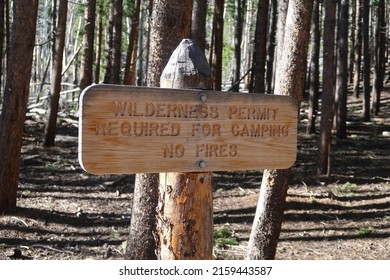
[342,182,357,192]
[214,226,238,249]
[357,226,375,237]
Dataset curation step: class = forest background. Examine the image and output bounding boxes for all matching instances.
[0,0,389,260]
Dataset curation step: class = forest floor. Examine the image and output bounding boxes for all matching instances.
[0,89,389,260]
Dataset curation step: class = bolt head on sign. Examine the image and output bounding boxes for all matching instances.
[78,85,298,174]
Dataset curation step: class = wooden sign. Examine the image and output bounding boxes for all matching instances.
[78,84,298,174]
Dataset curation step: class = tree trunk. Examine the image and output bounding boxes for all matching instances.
[335,0,349,139]
[349,0,356,84]
[211,0,224,91]
[94,2,103,84]
[371,0,385,115]
[362,0,370,121]
[273,0,289,91]
[318,0,337,175]
[125,173,159,259]
[104,0,123,84]
[353,0,362,99]
[252,0,269,93]
[265,0,277,94]
[125,0,193,260]
[306,0,320,135]
[79,0,96,91]
[0,0,5,92]
[231,0,243,92]
[157,39,213,260]
[191,0,208,52]
[123,0,141,85]
[246,0,313,260]
[0,0,39,213]
[244,0,254,91]
[146,0,192,87]
[43,0,68,147]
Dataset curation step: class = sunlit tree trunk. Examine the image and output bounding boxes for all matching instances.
[126,0,193,260]
[362,0,370,121]
[353,0,362,99]
[123,0,141,85]
[0,0,39,213]
[246,0,313,260]
[43,0,68,147]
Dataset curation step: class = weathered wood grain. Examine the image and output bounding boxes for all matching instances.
[78,85,298,174]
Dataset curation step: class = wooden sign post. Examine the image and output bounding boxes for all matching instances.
[78,39,298,259]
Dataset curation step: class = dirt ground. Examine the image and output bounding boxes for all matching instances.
[0,90,389,260]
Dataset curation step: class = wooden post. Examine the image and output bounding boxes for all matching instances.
[156,39,214,259]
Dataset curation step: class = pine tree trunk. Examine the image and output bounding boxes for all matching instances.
[252,0,269,93]
[307,0,320,135]
[318,0,337,175]
[335,0,349,139]
[43,0,68,147]
[246,0,313,260]
[362,0,370,121]
[125,173,159,259]
[0,0,4,91]
[212,0,224,91]
[0,0,39,213]
[125,0,193,260]
[123,0,141,85]
[79,0,96,91]
[265,0,278,94]
[371,0,385,115]
[231,0,243,92]
[353,0,362,99]
[191,0,208,52]
[94,3,103,84]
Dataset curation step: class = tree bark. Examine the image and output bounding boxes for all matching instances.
[147,0,192,87]
[246,0,313,260]
[335,0,349,139]
[125,173,159,259]
[273,0,289,90]
[211,0,224,91]
[362,0,370,121]
[318,0,337,175]
[307,0,320,135]
[104,0,123,84]
[94,2,103,84]
[252,0,269,93]
[371,0,385,115]
[191,0,208,52]
[0,0,5,92]
[265,0,278,94]
[0,0,39,213]
[43,0,68,147]
[123,0,141,85]
[353,0,362,99]
[231,0,243,92]
[125,0,193,260]
[157,39,213,260]
[79,0,96,91]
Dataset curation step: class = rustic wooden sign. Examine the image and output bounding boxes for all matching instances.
[78,84,298,174]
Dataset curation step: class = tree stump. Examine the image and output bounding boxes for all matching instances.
[156,39,213,259]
